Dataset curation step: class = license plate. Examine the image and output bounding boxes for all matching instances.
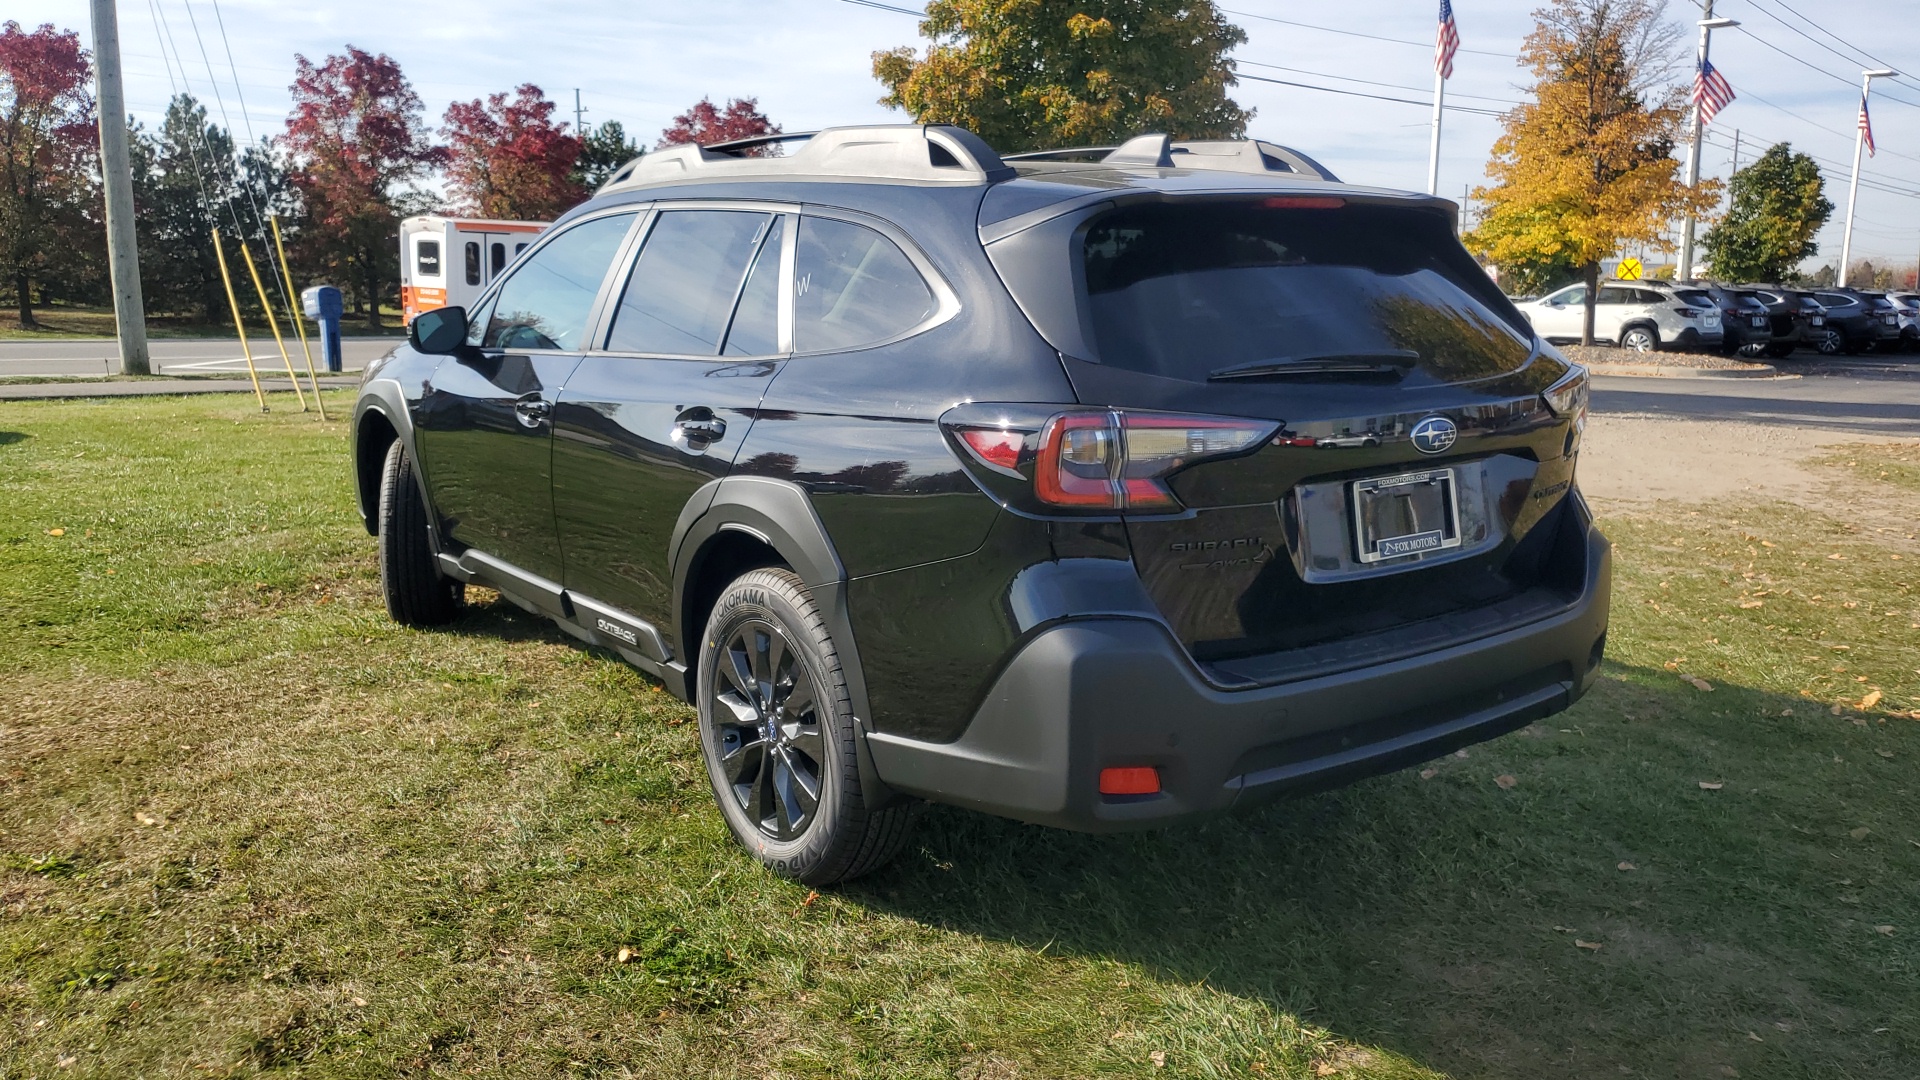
[1351,468,1462,564]
[1751,316,1766,328]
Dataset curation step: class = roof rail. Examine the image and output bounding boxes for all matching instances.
[1004,133,1341,182]
[596,125,1014,193]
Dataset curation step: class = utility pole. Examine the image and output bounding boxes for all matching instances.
[88,0,149,375]
[574,89,589,138]
[1729,128,1741,174]
[1839,68,1900,288]
[1677,6,1737,283]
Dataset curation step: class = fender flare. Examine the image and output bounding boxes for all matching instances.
[351,379,445,556]
[670,475,898,809]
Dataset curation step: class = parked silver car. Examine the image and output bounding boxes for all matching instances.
[1516,280,1722,351]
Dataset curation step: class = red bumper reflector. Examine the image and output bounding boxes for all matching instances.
[1099,766,1161,796]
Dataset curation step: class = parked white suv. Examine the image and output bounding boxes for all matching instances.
[1517,281,1723,351]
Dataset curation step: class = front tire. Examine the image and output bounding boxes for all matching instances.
[696,568,915,886]
[377,440,464,626]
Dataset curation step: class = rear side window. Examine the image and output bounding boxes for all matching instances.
[605,210,772,355]
[464,242,481,286]
[416,240,441,278]
[1597,287,1632,304]
[479,213,635,350]
[1081,201,1531,384]
[793,217,934,352]
[1634,289,1665,304]
[1817,293,1854,308]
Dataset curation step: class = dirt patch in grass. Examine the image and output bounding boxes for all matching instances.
[2,394,1917,1078]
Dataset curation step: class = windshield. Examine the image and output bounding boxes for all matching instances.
[1079,201,1532,385]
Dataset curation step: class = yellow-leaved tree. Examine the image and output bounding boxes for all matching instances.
[870,0,1249,153]
[1466,0,1720,344]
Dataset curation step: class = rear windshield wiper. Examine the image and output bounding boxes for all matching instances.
[1207,351,1420,381]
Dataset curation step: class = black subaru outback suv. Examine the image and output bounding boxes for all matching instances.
[354,125,1610,885]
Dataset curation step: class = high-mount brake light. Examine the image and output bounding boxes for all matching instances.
[1032,410,1276,511]
[1262,196,1345,210]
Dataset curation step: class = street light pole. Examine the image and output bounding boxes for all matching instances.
[88,0,149,375]
[1676,8,1737,282]
[1839,68,1900,288]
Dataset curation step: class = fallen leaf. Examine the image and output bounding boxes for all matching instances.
[800,890,819,907]
[1494,773,1517,789]
[1419,768,1438,780]
[1574,939,1603,951]
[1454,749,1469,758]
[46,528,65,537]
[1553,925,1576,932]
[1876,750,1894,759]
[1747,1032,1764,1043]
[1849,827,1871,840]
[1150,1050,1167,1068]
[1876,925,1895,936]
[1832,704,1847,716]
[1858,690,1883,710]
[1617,861,1637,871]
[1680,674,1713,691]
[615,946,635,964]
[1699,781,1724,791]
[134,812,162,826]
[1738,599,1764,609]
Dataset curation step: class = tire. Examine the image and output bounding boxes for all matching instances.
[377,439,464,626]
[1817,328,1845,356]
[696,568,916,886]
[1736,341,1769,358]
[1620,326,1658,352]
[1763,342,1795,359]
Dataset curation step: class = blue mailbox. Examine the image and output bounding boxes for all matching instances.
[301,285,345,373]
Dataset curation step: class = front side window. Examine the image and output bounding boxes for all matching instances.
[416,240,441,279]
[480,213,636,350]
[793,216,935,352]
[605,210,773,355]
[1551,286,1586,306]
[490,243,507,278]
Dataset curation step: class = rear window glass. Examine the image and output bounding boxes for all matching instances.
[794,217,935,352]
[1080,202,1532,384]
[1675,289,1712,305]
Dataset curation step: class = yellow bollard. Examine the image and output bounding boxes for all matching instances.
[211,227,268,412]
[237,237,308,412]
[268,217,326,420]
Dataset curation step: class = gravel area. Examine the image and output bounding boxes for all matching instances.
[1558,343,1763,370]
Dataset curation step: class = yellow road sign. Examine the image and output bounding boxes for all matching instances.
[1616,257,1643,281]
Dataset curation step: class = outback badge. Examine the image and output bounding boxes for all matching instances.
[1409,416,1458,455]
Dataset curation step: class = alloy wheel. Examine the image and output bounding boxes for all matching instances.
[1818,329,1843,355]
[1622,328,1655,352]
[709,618,825,841]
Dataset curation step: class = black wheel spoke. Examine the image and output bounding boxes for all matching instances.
[779,672,815,721]
[719,732,763,789]
[722,644,759,709]
[745,750,778,829]
[750,627,773,690]
[787,724,825,766]
[771,747,817,834]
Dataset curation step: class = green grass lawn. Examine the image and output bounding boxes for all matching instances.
[0,304,407,340]
[2,396,1916,1078]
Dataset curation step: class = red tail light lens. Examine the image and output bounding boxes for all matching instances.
[1033,410,1276,511]
[1099,766,1161,795]
[956,427,1025,475]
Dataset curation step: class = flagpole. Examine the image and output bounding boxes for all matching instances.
[1427,68,1445,196]
[1677,5,1732,282]
[1841,69,1901,287]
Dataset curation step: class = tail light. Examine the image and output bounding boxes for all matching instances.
[1673,306,1698,318]
[946,405,1277,513]
[1541,364,1589,432]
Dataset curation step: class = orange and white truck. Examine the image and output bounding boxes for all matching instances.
[399,215,550,324]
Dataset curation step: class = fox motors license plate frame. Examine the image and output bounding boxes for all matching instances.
[1350,467,1462,564]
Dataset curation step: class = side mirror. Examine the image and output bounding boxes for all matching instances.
[408,306,469,355]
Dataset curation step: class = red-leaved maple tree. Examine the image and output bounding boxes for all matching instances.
[443,84,585,220]
[282,46,442,328]
[657,97,781,152]
[1,21,97,328]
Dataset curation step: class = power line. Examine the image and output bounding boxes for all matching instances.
[1220,7,1512,58]
[1235,72,1506,116]
[1723,7,1920,110]
[1740,0,1912,97]
[1236,59,1520,106]
[836,0,926,15]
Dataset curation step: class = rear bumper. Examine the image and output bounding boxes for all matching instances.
[868,510,1612,832]
[1672,326,1721,346]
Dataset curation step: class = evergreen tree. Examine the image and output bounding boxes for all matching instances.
[1700,143,1830,283]
[571,120,639,190]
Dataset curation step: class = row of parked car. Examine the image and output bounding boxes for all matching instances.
[1515,280,1920,357]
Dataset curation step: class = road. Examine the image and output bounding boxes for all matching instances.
[0,337,397,378]
[1592,372,1919,436]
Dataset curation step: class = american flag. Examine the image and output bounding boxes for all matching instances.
[1692,58,1735,126]
[1859,94,1877,157]
[1435,0,1460,80]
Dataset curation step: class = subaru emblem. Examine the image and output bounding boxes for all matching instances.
[1410,416,1457,455]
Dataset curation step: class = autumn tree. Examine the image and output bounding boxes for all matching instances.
[572,119,639,189]
[871,0,1248,153]
[0,21,98,328]
[443,84,585,220]
[658,97,780,151]
[1700,143,1830,283]
[282,47,442,328]
[1465,0,1719,344]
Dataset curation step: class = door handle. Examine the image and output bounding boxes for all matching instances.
[513,395,551,429]
[674,413,727,446]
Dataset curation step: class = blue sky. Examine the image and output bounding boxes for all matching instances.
[18,0,1920,266]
